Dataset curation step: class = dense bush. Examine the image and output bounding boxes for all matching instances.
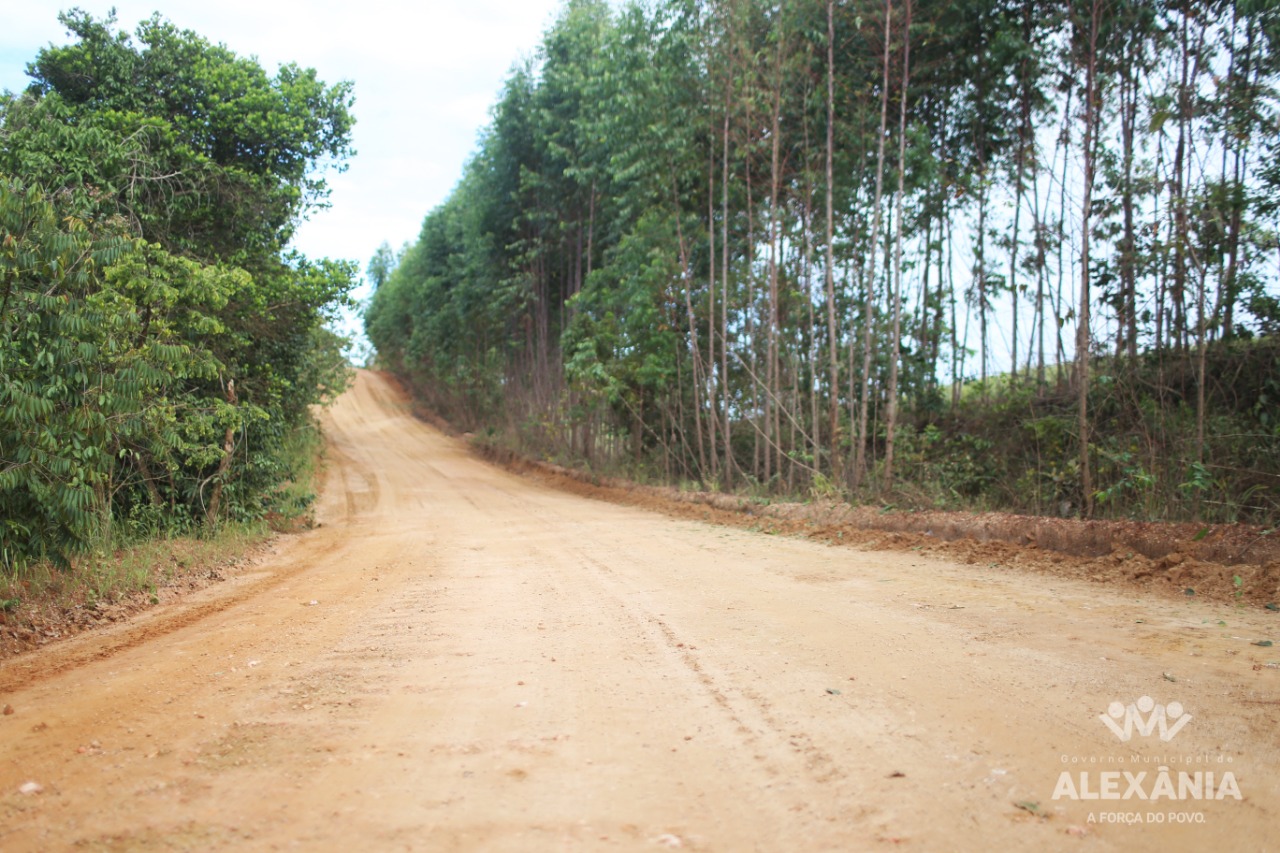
[0,12,356,570]
[887,340,1280,522]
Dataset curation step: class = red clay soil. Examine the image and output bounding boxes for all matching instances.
[0,539,280,662]
[472,443,1280,610]
[4,374,1274,665]
[6,369,1277,852]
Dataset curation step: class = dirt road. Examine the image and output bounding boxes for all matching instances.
[1,370,1276,851]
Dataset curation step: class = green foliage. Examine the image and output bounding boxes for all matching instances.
[12,9,355,262]
[566,212,684,406]
[366,0,1280,523]
[898,342,1280,521]
[0,12,356,572]
[0,179,135,566]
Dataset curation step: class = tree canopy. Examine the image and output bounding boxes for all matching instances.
[1,11,357,569]
[368,0,1280,523]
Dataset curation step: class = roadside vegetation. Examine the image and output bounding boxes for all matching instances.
[0,419,328,656]
[367,0,1280,525]
[0,12,355,613]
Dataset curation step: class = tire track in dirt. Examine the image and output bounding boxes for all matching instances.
[0,369,1276,852]
[572,545,855,799]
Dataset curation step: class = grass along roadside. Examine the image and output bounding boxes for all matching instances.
[0,419,327,661]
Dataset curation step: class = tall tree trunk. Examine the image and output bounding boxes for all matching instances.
[1077,0,1101,519]
[1154,131,1167,357]
[1009,63,1032,384]
[672,175,707,484]
[948,207,961,409]
[746,107,760,482]
[975,163,989,395]
[853,0,893,491]
[917,211,933,385]
[1053,85,1072,384]
[1032,151,1048,387]
[707,121,719,480]
[931,195,947,387]
[1172,7,1192,355]
[586,179,596,279]
[1119,37,1139,361]
[722,87,733,487]
[801,116,819,483]
[1009,171,1023,385]
[206,379,238,527]
[1009,0,1037,382]
[824,0,841,483]
[1220,8,1252,342]
[765,33,784,488]
[883,0,911,491]
[1195,232,1208,520]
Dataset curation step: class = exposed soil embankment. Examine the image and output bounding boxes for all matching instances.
[0,537,283,664]
[472,442,1280,608]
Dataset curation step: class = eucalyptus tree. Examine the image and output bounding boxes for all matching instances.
[366,0,1280,521]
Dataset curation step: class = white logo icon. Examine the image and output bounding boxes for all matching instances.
[1100,696,1192,743]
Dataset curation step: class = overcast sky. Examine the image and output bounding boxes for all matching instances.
[1,1,568,350]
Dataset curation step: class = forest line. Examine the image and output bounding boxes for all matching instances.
[367,0,1280,522]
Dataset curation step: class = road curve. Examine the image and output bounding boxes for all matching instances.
[0,369,1276,851]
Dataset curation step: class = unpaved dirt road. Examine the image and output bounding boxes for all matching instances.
[1,370,1277,852]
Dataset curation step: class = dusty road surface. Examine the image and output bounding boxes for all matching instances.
[1,370,1277,852]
